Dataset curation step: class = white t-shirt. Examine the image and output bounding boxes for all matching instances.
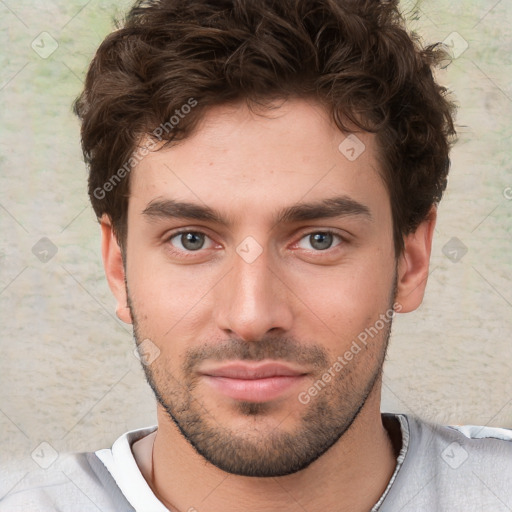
[96,426,164,511]
[2,414,512,511]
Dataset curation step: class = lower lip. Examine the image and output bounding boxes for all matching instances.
[202,375,307,402]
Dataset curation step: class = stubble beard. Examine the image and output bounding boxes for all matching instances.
[129,283,396,477]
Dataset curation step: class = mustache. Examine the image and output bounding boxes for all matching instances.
[182,335,330,374]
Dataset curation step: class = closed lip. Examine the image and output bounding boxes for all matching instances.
[199,361,309,380]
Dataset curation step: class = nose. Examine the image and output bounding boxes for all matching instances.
[213,246,294,342]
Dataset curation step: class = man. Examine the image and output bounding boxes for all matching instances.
[2,0,511,510]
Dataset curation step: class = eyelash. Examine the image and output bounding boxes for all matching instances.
[165,229,345,258]
[166,230,218,258]
[293,229,344,252]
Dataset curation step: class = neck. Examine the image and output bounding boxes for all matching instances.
[134,383,397,512]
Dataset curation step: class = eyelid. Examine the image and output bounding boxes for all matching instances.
[163,227,348,257]
[291,229,347,252]
[166,228,220,254]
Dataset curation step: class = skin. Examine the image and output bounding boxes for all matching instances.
[102,98,436,512]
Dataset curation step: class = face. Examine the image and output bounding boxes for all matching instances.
[113,99,407,477]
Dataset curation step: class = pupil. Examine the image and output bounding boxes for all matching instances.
[182,232,203,250]
[311,233,332,250]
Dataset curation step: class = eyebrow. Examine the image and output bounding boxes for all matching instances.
[143,199,225,224]
[142,196,372,226]
[275,196,372,224]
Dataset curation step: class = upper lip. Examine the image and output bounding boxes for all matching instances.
[199,362,308,380]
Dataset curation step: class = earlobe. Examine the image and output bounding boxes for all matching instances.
[395,207,437,313]
[100,215,133,324]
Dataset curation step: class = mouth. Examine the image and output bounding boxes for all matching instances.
[199,361,309,402]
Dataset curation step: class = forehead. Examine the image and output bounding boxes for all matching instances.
[129,99,389,224]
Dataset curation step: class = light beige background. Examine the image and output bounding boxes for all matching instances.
[1,0,511,493]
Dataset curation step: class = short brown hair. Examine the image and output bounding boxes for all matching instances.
[74,0,456,254]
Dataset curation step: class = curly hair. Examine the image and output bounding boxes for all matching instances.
[74,0,456,254]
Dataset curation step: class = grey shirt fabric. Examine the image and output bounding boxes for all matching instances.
[1,413,511,511]
[376,415,512,511]
[0,452,135,512]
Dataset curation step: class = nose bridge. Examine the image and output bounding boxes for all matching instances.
[214,244,292,341]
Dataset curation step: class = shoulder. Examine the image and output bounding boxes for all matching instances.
[0,452,134,512]
[378,414,512,512]
[407,414,512,465]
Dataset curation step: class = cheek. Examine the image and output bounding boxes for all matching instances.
[291,254,394,344]
[127,253,218,339]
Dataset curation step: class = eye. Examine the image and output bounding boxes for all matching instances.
[297,231,343,251]
[168,231,215,252]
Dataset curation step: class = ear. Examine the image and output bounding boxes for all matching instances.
[100,215,132,324]
[395,206,437,313]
